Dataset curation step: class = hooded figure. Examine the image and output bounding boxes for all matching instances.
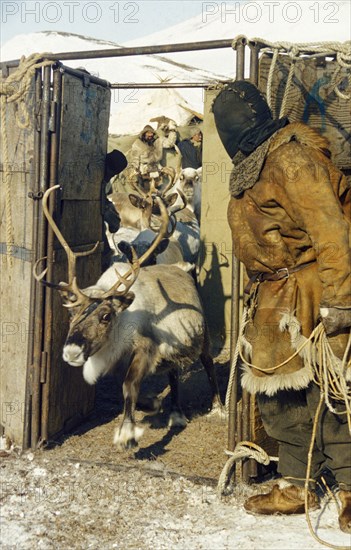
[177,125,203,169]
[130,125,163,177]
[213,81,351,532]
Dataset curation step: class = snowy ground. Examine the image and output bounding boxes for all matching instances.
[1,428,350,549]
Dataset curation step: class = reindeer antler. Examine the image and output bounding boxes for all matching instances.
[33,185,99,308]
[101,196,170,299]
[159,166,176,195]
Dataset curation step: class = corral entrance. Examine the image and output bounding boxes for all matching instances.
[1,38,349,486]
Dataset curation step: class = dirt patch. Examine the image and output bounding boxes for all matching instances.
[2,356,349,549]
[45,356,231,482]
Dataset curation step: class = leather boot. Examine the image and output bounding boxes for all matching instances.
[244,484,320,515]
[338,490,351,534]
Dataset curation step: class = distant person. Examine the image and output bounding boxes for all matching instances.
[177,126,203,169]
[130,121,177,190]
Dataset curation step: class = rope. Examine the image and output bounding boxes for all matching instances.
[0,95,14,267]
[279,56,296,118]
[225,306,248,412]
[304,390,350,549]
[217,441,275,497]
[0,53,54,266]
[231,36,351,108]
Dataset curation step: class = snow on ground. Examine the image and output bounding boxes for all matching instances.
[1,447,351,550]
[1,6,350,548]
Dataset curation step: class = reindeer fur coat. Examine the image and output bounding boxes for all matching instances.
[227,122,351,396]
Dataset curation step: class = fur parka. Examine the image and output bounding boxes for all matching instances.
[227,122,351,395]
[130,125,163,175]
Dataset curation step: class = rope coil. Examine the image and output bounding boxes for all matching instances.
[232,36,351,106]
[0,53,54,266]
[217,441,275,497]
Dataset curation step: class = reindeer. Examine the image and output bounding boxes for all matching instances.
[35,186,223,450]
[108,173,199,266]
[174,167,202,221]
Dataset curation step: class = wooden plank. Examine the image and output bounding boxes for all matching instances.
[54,199,103,248]
[0,258,32,443]
[259,54,351,170]
[58,73,111,201]
[198,89,234,353]
[44,249,99,438]
[43,73,110,441]
[0,70,36,444]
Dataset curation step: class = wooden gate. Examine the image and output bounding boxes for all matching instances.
[0,62,110,448]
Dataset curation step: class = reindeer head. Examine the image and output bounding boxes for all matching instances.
[34,185,171,368]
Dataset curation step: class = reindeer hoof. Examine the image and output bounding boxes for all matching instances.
[168,411,188,428]
[207,402,227,421]
[113,424,144,449]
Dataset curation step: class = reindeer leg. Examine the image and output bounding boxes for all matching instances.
[168,368,187,428]
[114,352,149,449]
[200,333,226,418]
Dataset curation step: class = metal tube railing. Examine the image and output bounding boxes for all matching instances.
[1,38,236,67]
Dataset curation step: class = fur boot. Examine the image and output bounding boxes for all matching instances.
[338,490,351,534]
[244,483,319,515]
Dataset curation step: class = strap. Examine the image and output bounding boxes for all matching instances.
[245,260,316,295]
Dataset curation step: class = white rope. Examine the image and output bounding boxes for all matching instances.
[225,306,248,412]
[217,441,275,497]
[232,36,351,107]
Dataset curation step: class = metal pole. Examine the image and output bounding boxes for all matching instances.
[23,68,42,449]
[249,41,260,86]
[110,83,226,89]
[247,41,260,480]
[2,39,236,66]
[31,65,51,448]
[40,67,62,442]
[227,39,246,466]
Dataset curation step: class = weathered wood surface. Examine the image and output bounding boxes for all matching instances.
[42,71,110,442]
[0,70,36,444]
[198,89,233,353]
[44,247,100,438]
[259,53,351,170]
[0,67,111,446]
[59,73,111,201]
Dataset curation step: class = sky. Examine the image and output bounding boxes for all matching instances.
[0,0,206,46]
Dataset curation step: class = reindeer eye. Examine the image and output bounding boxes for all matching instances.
[101,313,112,323]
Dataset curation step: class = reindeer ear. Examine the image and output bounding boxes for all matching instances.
[113,292,135,311]
[59,289,77,306]
[118,240,133,262]
[164,193,178,208]
[156,239,169,254]
[129,194,147,210]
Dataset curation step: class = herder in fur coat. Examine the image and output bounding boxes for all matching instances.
[130,122,177,190]
[131,125,163,176]
[213,81,351,533]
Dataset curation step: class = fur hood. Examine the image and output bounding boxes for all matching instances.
[139,125,159,142]
[229,122,333,198]
[269,122,331,157]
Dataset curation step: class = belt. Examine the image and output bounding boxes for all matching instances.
[245,260,316,295]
